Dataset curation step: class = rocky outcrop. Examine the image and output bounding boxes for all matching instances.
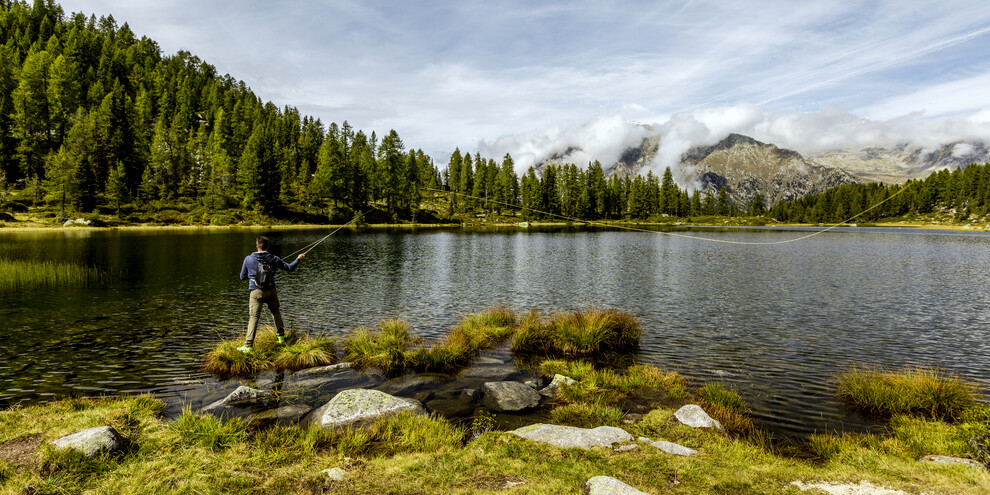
[586,475,652,495]
[510,424,633,450]
[51,426,125,457]
[674,405,723,431]
[305,389,425,430]
[481,381,541,412]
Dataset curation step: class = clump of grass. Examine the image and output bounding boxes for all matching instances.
[549,403,624,428]
[272,334,337,371]
[806,432,891,461]
[346,307,518,374]
[512,308,641,357]
[538,358,597,381]
[959,404,990,465]
[0,258,107,290]
[836,366,977,420]
[202,340,273,378]
[333,413,463,457]
[344,319,416,373]
[698,383,747,413]
[169,408,245,451]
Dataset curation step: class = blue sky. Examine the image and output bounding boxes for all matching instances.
[57,0,990,165]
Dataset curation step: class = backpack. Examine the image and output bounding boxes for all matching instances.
[255,257,275,289]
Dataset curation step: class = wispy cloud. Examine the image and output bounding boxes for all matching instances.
[57,0,990,158]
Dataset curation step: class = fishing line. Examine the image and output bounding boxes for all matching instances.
[285,210,370,258]
[425,182,914,246]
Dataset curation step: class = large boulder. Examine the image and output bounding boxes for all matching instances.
[51,426,125,457]
[674,405,723,431]
[305,389,425,430]
[510,424,633,450]
[586,476,652,495]
[481,381,541,412]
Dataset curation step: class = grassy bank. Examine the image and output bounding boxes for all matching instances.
[837,366,977,420]
[1,395,988,494]
[0,259,107,290]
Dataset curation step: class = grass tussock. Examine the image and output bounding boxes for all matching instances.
[0,258,107,290]
[169,408,246,451]
[538,359,689,405]
[203,327,333,378]
[836,366,977,420]
[549,403,624,428]
[272,335,337,371]
[345,307,517,373]
[512,308,641,357]
[698,382,754,433]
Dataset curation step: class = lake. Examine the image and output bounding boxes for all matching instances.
[1,225,988,437]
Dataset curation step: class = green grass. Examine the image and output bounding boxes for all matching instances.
[0,258,107,290]
[549,403,624,428]
[512,309,641,357]
[2,397,989,494]
[836,366,978,420]
[203,328,332,378]
[345,307,517,374]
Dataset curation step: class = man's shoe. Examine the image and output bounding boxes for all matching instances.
[236,346,252,354]
[277,336,285,344]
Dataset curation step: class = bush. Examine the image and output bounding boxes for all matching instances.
[836,366,977,420]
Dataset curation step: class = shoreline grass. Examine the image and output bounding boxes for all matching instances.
[3,396,988,494]
[203,328,333,378]
[836,366,978,420]
[512,308,642,357]
[0,258,107,290]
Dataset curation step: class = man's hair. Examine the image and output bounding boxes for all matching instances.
[256,236,270,250]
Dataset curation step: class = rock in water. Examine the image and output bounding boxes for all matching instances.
[481,381,541,412]
[306,389,425,430]
[586,476,652,495]
[510,424,633,449]
[201,385,272,413]
[674,404,723,430]
[51,426,125,457]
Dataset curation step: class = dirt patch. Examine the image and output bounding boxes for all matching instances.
[0,435,41,468]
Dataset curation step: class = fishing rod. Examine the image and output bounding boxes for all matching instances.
[426,181,915,246]
[286,210,371,258]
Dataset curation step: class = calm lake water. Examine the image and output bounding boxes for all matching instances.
[1,225,988,437]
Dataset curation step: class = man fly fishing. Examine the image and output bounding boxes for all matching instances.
[237,235,305,353]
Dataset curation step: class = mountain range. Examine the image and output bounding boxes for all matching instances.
[538,131,990,208]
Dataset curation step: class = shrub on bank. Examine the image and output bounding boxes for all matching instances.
[836,366,977,420]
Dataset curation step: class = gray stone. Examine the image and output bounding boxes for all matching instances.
[538,374,576,398]
[305,389,425,430]
[248,404,313,423]
[615,443,639,452]
[201,385,272,413]
[649,440,697,456]
[510,424,634,450]
[920,455,985,470]
[51,426,125,457]
[295,362,352,378]
[289,368,383,391]
[674,404,723,430]
[481,381,541,412]
[586,475,651,495]
[523,378,544,389]
[622,413,644,424]
[474,356,503,365]
[378,375,444,396]
[459,364,518,380]
[322,467,346,480]
[462,388,480,400]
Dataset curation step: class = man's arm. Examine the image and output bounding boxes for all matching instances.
[280,253,305,272]
[239,257,249,280]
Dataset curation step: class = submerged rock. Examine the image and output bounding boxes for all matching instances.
[425,398,475,418]
[586,475,652,495]
[295,362,352,377]
[378,374,446,396]
[510,424,633,450]
[538,374,576,398]
[674,404,723,431]
[305,389,425,430]
[51,426,125,457]
[459,364,518,381]
[481,381,541,412]
[289,368,383,391]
